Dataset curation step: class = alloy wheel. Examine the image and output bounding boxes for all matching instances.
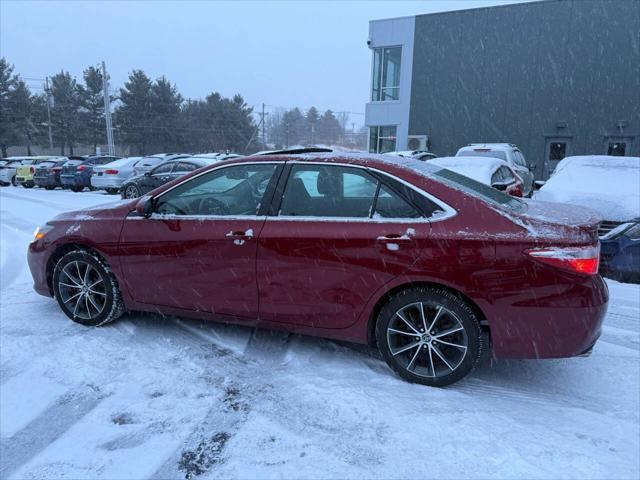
[124,185,139,199]
[386,302,468,378]
[58,260,107,320]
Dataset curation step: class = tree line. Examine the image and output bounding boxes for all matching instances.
[0,58,362,158]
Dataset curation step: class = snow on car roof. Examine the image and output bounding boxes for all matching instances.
[535,155,640,221]
[429,156,507,184]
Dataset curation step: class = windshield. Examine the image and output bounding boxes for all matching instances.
[433,167,525,210]
[457,150,507,161]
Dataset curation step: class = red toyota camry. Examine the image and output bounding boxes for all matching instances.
[28,151,608,386]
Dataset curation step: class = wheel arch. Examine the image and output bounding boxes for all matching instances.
[46,242,110,294]
[366,281,489,349]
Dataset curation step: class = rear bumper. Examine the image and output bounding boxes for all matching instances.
[34,176,58,187]
[61,174,85,186]
[488,275,608,359]
[91,176,125,189]
[15,176,34,185]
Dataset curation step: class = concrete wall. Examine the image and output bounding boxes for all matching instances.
[408,0,640,178]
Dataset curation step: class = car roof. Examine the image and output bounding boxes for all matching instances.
[462,143,518,151]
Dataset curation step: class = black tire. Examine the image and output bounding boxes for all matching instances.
[52,250,125,327]
[23,182,34,189]
[45,186,55,190]
[11,176,17,186]
[88,186,96,192]
[105,188,119,195]
[375,287,482,387]
[71,185,84,192]
[122,184,141,199]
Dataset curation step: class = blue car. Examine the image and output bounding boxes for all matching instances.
[600,220,640,283]
[60,155,121,192]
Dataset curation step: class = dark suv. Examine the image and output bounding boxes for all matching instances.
[61,155,121,192]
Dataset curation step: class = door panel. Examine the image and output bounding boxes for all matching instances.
[119,217,265,317]
[257,220,429,329]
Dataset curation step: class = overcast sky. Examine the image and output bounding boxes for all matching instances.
[1,0,532,125]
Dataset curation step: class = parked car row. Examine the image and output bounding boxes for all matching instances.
[0,152,240,196]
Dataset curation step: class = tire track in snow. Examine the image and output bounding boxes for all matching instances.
[0,384,105,479]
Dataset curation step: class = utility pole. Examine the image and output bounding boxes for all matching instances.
[102,61,115,156]
[259,103,268,147]
[44,77,54,150]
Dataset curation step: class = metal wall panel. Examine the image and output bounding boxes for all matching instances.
[408,0,640,178]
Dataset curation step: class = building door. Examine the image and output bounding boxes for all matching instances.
[604,136,634,156]
[543,137,572,179]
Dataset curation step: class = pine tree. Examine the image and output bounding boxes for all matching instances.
[0,58,17,157]
[78,65,106,152]
[150,76,183,152]
[49,71,82,155]
[116,70,153,155]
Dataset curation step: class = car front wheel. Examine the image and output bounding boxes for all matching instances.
[123,184,141,199]
[52,250,125,326]
[376,287,482,387]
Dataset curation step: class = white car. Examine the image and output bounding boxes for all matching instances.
[430,156,524,197]
[534,155,640,236]
[387,150,438,161]
[456,143,534,196]
[0,157,30,186]
[90,156,143,194]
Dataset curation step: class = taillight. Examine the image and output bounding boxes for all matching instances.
[526,245,600,275]
[30,166,35,174]
[104,169,119,174]
[77,165,86,172]
[507,183,523,197]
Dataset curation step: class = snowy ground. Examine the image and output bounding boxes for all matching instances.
[1,186,639,480]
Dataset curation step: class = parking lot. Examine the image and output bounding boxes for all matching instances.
[1,186,638,479]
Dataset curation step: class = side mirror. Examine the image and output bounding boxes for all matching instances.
[144,171,151,176]
[135,195,154,218]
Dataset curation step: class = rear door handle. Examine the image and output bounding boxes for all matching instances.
[377,233,409,241]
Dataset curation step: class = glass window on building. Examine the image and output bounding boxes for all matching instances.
[371,46,401,101]
[549,142,567,161]
[607,142,627,156]
[369,126,397,153]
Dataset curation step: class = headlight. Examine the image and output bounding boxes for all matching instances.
[32,225,54,242]
[625,223,640,240]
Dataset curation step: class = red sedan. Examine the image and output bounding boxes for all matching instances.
[28,151,608,386]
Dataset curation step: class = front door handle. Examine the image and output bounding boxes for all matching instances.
[225,229,254,239]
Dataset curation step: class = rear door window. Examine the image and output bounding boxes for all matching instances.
[279,164,424,219]
[151,163,175,175]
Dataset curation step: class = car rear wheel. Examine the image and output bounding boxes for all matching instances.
[52,250,125,327]
[106,188,119,195]
[23,182,34,188]
[11,176,17,186]
[45,186,55,190]
[71,186,84,192]
[123,184,140,199]
[376,287,482,387]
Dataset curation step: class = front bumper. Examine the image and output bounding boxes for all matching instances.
[27,240,52,297]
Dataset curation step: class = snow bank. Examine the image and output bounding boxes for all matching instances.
[535,156,640,221]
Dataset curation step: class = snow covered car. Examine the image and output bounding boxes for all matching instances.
[0,157,29,186]
[60,155,121,192]
[456,143,534,196]
[15,156,57,188]
[429,156,524,197]
[33,158,69,190]
[132,154,192,177]
[90,156,143,194]
[387,150,438,161]
[535,155,640,283]
[120,156,221,199]
[28,152,608,387]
